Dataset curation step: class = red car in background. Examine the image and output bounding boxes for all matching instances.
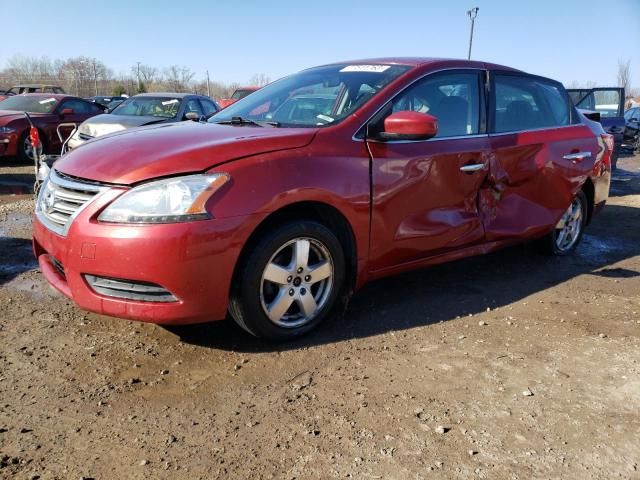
[0,94,104,161]
[33,58,612,340]
[218,86,260,108]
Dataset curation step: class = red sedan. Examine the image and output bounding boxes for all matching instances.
[32,58,612,340]
[218,86,260,108]
[0,94,103,161]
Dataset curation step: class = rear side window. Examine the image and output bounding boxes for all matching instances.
[493,74,570,133]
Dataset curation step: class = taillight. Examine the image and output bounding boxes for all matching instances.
[596,133,614,169]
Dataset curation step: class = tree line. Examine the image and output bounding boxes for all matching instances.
[0,54,272,100]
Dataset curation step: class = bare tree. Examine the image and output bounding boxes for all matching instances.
[163,65,195,92]
[617,58,631,93]
[249,73,271,87]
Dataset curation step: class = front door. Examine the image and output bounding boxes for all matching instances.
[365,70,490,271]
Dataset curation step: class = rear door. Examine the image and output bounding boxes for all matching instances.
[366,69,491,271]
[483,72,599,241]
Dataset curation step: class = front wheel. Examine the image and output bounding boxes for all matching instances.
[18,129,43,163]
[229,221,345,340]
[539,191,588,256]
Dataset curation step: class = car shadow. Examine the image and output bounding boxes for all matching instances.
[0,172,35,195]
[0,237,38,286]
[170,200,640,353]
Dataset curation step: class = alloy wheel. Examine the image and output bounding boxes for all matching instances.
[260,237,334,328]
[23,135,42,161]
[554,196,584,252]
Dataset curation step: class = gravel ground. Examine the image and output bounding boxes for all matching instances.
[0,153,639,479]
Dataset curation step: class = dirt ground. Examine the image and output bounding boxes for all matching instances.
[1,153,639,480]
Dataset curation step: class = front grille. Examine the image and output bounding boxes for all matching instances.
[78,133,93,141]
[84,274,178,303]
[36,170,106,236]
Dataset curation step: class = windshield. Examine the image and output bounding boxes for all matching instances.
[210,64,412,128]
[0,95,59,113]
[112,96,181,118]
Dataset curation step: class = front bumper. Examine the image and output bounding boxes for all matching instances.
[32,194,257,325]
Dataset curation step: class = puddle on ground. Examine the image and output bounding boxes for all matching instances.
[577,234,627,262]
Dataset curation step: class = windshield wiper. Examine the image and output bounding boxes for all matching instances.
[214,116,280,128]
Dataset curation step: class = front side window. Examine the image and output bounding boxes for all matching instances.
[200,99,218,116]
[112,97,181,118]
[210,64,412,128]
[59,99,92,114]
[493,74,570,133]
[367,71,481,139]
[184,98,203,116]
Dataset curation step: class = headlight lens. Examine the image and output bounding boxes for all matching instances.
[0,126,15,134]
[98,173,230,224]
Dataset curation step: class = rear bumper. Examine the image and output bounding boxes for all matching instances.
[32,205,259,325]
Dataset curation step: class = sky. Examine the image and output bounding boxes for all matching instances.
[0,0,638,88]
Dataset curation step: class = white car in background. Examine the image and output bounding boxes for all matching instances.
[67,93,220,149]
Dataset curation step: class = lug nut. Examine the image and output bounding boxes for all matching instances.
[304,275,311,282]
[300,288,306,295]
[289,288,294,296]
[297,267,303,274]
[287,276,293,283]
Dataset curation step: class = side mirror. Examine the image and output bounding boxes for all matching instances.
[184,112,200,121]
[61,108,74,116]
[379,111,438,141]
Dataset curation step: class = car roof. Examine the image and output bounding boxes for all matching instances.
[132,93,203,98]
[318,57,521,72]
[13,84,62,88]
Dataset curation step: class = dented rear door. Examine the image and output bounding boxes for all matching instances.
[482,72,599,242]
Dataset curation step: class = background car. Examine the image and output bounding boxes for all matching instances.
[568,87,625,168]
[68,92,220,149]
[623,106,640,152]
[0,84,66,101]
[86,95,128,108]
[218,86,260,108]
[0,93,104,161]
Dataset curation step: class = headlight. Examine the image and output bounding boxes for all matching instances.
[0,126,15,134]
[98,173,230,224]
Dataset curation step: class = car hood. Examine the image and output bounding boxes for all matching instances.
[79,113,170,137]
[56,121,318,185]
[0,110,49,124]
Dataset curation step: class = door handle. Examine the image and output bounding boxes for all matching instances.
[459,163,484,173]
[563,151,592,163]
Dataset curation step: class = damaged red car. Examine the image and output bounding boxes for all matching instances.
[33,58,612,339]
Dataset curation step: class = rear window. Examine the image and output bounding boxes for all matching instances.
[493,74,570,133]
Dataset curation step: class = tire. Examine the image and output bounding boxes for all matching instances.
[538,190,588,256]
[229,220,345,340]
[17,129,44,164]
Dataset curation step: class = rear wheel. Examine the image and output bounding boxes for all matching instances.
[539,191,587,256]
[229,221,345,340]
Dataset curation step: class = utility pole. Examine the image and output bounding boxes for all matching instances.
[93,59,98,96]
[467,7,479,60]
[136,61,141,91]
[206,70,211,98]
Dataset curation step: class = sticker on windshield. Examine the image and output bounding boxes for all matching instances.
[340,65,390,73]
[317,114,334,123]
[161,99,179,105]
[39,98,56,104]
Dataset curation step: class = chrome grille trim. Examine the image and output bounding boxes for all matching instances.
[36,170,108,236]
[84,274,178,303]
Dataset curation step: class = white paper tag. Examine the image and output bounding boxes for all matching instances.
[340,65,390,73]
[161,99,179,105]
[39,98,56,104]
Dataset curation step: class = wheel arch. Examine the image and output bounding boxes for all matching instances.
[581,177,595,224]
[231,200,359,299]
